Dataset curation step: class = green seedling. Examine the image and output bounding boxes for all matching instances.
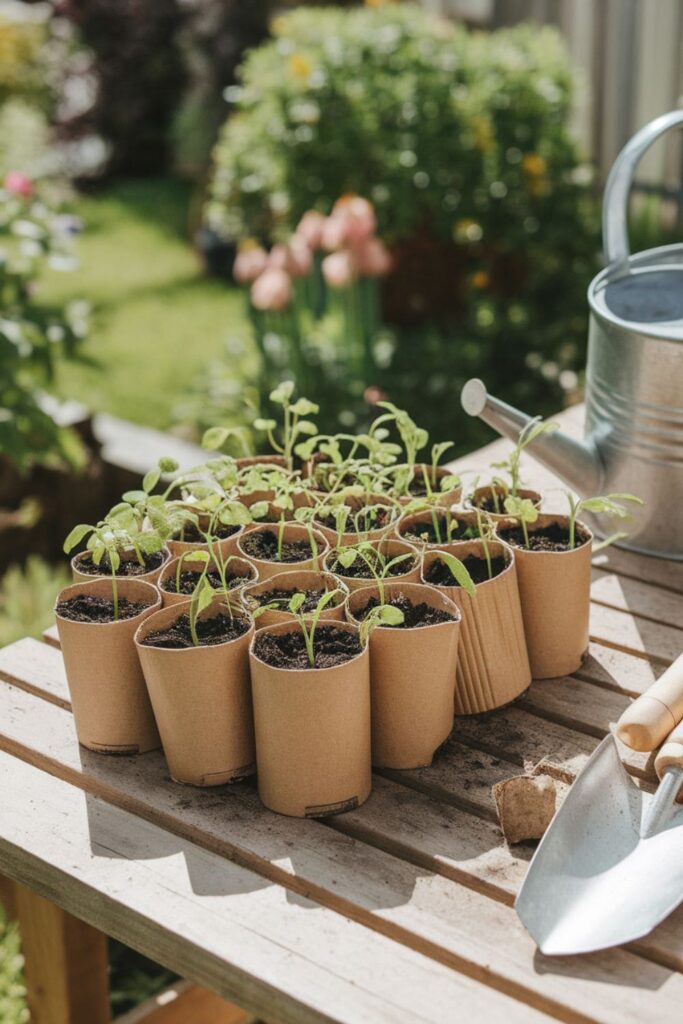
[370,401,428,469]
[335,541,412,604]
[564,492,644,550]
[433,552,477,596]
[254,381,319,471]
[503,495,539,549]
[202,425,251,458]
[358,603,405,647]
[253,589,342,668]
[491,417,559,497]
[188,565,215,647]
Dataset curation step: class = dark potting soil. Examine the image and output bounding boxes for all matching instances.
[253,624,361,670]
[241,529,315,563]
[425,554,507,587]
[56,595,148,623]
[140,612,249,649]
[401,517,478,545]
[160,569,251,595]
[330,554,417,579]
[316,505,395,534]
[356,593,456,628]
[76,550,165,577]
[407,472,449,497]
[174,522,240,543]
[248,587,333,613]
[500,521,590,553]
[470,491,507,514]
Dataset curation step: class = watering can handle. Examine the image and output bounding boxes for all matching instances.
[603,109,683,270]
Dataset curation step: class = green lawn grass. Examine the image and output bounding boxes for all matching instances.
[41,178,252,430]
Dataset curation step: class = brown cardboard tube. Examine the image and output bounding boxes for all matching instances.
[422,540,531,715]
[241,569,347,630]
[494,513,592,679]
[157,554,257,607]
[71,547,170,586]
[395,465,462,508]
[346,582,460,769]
[249,620,371,817]
[323,538,421,593]
[236,523,329,582]
[55,578,161,753]
[135,598,256,786]
[466,486,542,521]
[167,528,243,561]
[312,493,399,548]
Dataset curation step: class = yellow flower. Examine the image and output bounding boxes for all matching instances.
[272,15,289,36]
[522,153,549,196]
[472,116,493,154]
[472,271,490,290]
[289,54,312,80]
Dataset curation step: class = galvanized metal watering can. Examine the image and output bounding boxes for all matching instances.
[461,110,683,560]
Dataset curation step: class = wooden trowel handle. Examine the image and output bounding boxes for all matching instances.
[655,720,683,778]
[617,653,683,752]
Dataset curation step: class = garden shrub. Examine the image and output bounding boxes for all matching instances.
[203,5,598,445]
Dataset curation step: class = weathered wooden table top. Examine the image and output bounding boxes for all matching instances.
[1,403,682,1024]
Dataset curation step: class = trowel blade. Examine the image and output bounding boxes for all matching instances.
[515,734,683,955]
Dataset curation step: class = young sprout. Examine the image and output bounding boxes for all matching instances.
[253,589,342,668]
[335,542,412,603]
[370,401,428,468]
[254,381,319,471]
[358,604,405,647]
[201,425,252,459]
[188,567,215,647]
[503,495,539,549]
[491,417,559,497]
[473,507,494,579]
[565,492,644,550]
[433,552,477,596]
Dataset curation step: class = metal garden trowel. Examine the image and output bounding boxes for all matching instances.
[516,654,683,955]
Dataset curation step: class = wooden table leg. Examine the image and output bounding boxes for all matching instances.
[0,873,17,918]
[14,882,111,1024]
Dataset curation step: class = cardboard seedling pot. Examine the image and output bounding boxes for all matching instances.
[422,540,531,715]
[71,547,171,586]
[396,465,462,509]
[166,527,243,561]
[494,513,593,678]
[313,493,398,548]
[323,538,422,593]
[466,485,542,522]
[157,554,258,608]
[241,569,347,630]
[55,578,161,753]
[236,523,329,582]
[395,508,464,548]
[346,582,461,769]
[135,598,256,786]
[236,455,287,470]
[249,620,371,817]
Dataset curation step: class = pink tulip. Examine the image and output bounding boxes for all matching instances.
[4,171,32,198]
[322,249,357,289]
[251,267,293,311]
[287,235,313,277]
[321,214,349,251]
[233,246,268,284]
[296,210,326,250]
[333,196,376,244]
[355,237,392,277]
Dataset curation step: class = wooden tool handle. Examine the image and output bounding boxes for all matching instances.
[654,720,683,778]
[616,653,683,751]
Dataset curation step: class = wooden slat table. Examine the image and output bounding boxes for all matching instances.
[2,404,683,1024]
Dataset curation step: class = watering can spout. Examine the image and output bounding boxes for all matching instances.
[460,379,602,497]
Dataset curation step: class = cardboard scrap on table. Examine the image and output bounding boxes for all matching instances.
[492,757,575,845]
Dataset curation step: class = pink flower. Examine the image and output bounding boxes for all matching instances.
[322,249,357,289]
[4,172,32,198]
[333,195,376,244]
[287,235,313,277]
[251,267,293,311]
[321,214,349,251]
[355,237,392,277]
[296,210,326,250]
[233,246,268,284]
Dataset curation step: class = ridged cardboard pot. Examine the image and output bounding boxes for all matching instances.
[236,523,329,582]
[422,540,531,714]
[396,465,462,508]
[135,598,255,786]
[346,582,461,769]
[466,485,542,522]
[249,620,371,817]
[313,493,398,548]
[158,554,257,608]
[323,538,421,593]
[494,513,593,678]
[71,547,170,586]
[241,569,347,630]
[166,526,243,561]
[55,578,161,753]
[395,508,466,548]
